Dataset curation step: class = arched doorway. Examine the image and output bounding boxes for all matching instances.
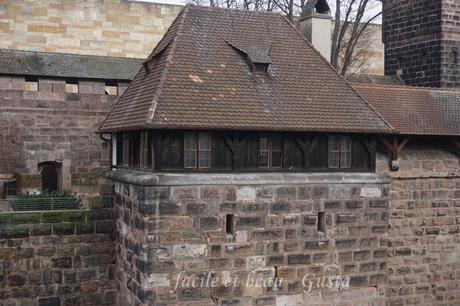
[38,161,61,192]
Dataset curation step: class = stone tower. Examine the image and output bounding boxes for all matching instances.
[383,0,460,88]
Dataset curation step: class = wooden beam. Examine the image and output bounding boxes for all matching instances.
[222,132,246,170]
[295,135,319,169]
[361,136,376,171]
[152,132,164,171]
[377,136,410,171]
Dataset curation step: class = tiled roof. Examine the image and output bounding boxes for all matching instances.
[0,49,143,81]
[99,5,391,133]
[347,74,404,86]
[353,83,460,136]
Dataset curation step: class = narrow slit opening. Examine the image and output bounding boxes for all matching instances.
[318,212,326,233]
[226,214,234,235]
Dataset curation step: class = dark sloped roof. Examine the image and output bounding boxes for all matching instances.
[99,5,391,133]
[0,49,143,81]
[353,83,460,136]
[348,74,404,86]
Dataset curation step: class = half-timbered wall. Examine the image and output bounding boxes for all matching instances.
[112,130,376,172]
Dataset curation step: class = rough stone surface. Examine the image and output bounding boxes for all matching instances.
[378,139,460,306]
[0,187,116,306]
[383,0,460,88]
[0,82,115,195]
[112,172,390,305]
[0,0,182,59]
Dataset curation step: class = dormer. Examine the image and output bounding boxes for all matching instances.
[227,41,272,76]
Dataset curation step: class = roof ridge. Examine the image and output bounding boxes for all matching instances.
[352,82,460,92]
[0,48,145,61]
[280,15,394,133]
[185,4,284,16]
[145,5,190,125]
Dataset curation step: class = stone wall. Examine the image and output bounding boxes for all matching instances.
[440,0,460,88]
[383,0,460,88]
[377,139,460,306]
[110,171,390,305]
[382,0,443,87]
[0,0,182,59]
[0,76,118,195]
[0,184,116,306]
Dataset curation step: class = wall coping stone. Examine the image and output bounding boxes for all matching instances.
[108,170,392,186]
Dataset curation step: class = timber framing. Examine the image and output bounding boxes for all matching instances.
[378,136,411,171]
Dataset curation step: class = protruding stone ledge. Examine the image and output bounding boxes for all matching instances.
[108,170,392,186]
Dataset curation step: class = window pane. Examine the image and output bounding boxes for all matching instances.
[184,132,197,168]
[258,137,269,168]
[199,150,211,168]
[198,133,211,168]
[184,150,196,168]
[340,136,352,168]
[328,136,340,168]
[199,133,211,150]
[184,133,196,150]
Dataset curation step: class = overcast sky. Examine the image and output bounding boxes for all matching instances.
[136,0,382,22]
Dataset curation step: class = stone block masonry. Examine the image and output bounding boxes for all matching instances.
[110,171,391,305]
[0,184,116,306]
[0,80,115,194]
[383,0,460,87]
[377,140,460,306]
[0,0,182,59]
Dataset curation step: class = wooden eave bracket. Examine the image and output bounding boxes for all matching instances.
[378,136,410,171]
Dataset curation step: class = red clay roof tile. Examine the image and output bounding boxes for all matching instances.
[99,5,391,134]
[353,83,460,136]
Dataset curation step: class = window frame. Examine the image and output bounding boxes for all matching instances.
[257,134,283,169]
[328,135,352,169]
[139,131,154,169]
[198,133,212,169]
[183,132,212,169]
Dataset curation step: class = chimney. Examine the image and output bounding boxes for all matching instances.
[298,0,332,61]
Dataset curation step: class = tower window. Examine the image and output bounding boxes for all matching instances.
[258,135,283,168]
[184,132,211,169]
[328,135,351,169]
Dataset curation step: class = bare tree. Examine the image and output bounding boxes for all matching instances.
[330,0,382,75]
[187,0,382,74]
